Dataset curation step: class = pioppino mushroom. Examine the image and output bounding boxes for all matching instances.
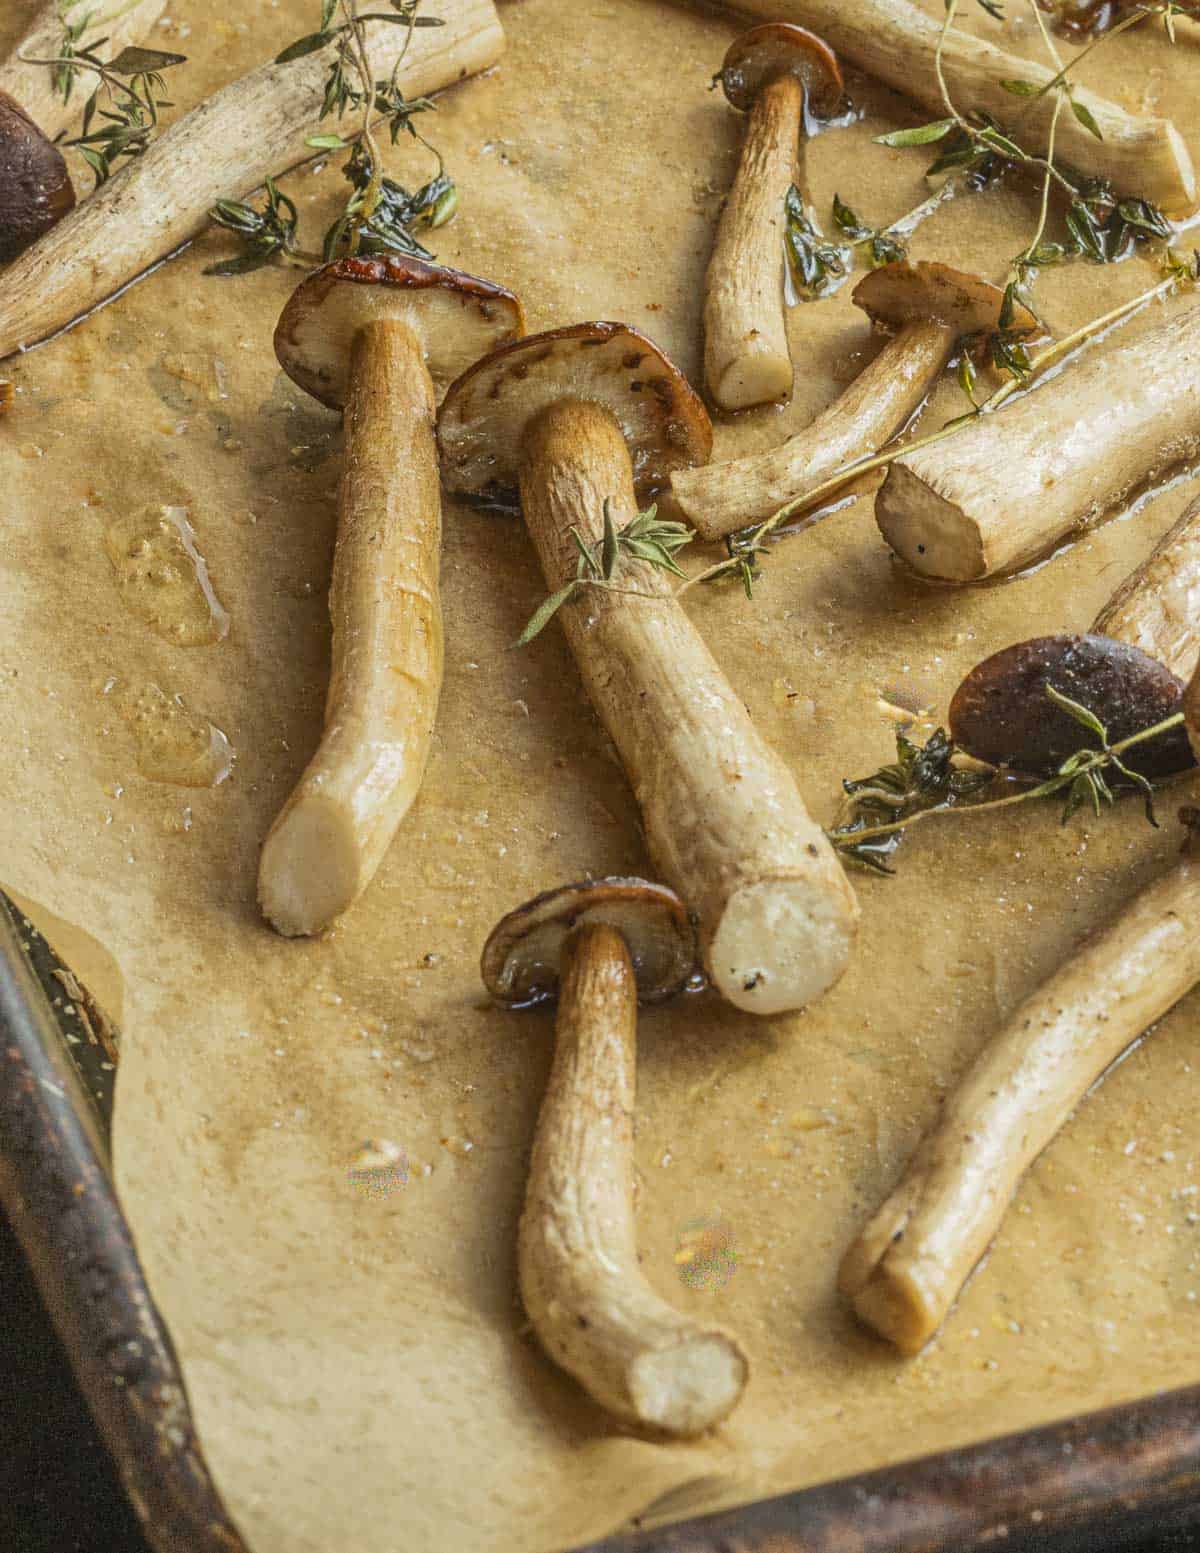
[704,23,843,411]
[0,90,74,264]
[948,497,1200,779]
[439,322,860,1015]
[483,877,748,1435]
[259,256,524,938]
[674,260,1037,540]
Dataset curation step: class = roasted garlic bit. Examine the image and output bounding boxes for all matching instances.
[259,255,524,938]
[483,877,748,1436]
[704,23,843,411]
[439,322,858,1015]
[676,260,1036,539]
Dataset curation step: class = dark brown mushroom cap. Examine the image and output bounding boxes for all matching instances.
[273,254,525,411]
[0,91,75,265]
[719,24,843,115]
[481,877,697,1009]
[437,322,713,505]
[949,633,1195,780]
[854,261,1039,339]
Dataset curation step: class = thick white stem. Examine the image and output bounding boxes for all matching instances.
[0,2,504,358]
[519,921,748,1435]
[0,0,167,143]
[675,318,951,538]
[517,398,859,1016]
[676,0,1195,212]
[258,320,443,937]
[1093,495,1200,681]
[840,855,1200,1353]
[704,72,803,411]
[876,304,1200,580]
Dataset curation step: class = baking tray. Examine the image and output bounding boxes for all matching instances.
[3,885,1199,1553]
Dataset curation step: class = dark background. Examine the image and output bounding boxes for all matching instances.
[3,1201,1199,1553]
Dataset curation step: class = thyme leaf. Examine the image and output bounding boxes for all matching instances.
[516,503,692,646]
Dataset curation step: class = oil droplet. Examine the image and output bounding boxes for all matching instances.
[125,683,234,788]
[104,505,230,647]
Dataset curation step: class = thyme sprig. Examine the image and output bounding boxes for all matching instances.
[51,0,154,103]
[828,687,1183,874]
[21,35,186,186]
[830,193,908,270]
[210,0,453,276]
[517,502,692,646]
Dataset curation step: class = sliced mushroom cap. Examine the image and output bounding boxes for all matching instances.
[482,878,697,1009]
[437,322,713,506]
[949,633,1195,779]
[273,253,525,411]
[719,23,843,115]
[853,260,1039,338]
[0,90,75,264]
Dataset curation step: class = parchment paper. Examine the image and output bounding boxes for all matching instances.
[4,3,1200,1550]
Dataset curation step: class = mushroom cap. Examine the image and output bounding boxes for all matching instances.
[437,322,713,505]
[853,261,1039,338]
[273,254,525,411]
[719,23,843,114]
[949,633,1195,780]
[0,91,75,264]
[481,877,697,1009]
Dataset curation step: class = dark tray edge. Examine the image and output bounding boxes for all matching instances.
[3,898,1199,1553]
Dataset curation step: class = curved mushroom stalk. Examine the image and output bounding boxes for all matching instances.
[680,261,1034,539]
[260,257,524,936]
[520,920,747,1434]
[839,854,1200,1353]
[704,24,842,412]
[876,304,1200,581]
[520,400,858,1014]
[1093,496,1200,683]
[259,320,442,935]
[0,0,167,143]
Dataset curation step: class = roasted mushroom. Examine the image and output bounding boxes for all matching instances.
[259,256,524,937]
[704,23,843,411]
[439,322,859,1015]
[483,877,748,1435]
[675,261,1037,539]
[0,90,74,264]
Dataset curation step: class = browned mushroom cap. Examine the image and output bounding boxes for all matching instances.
[0,91,75,265]
[719,23,843,115]
[481,878,697,1009]
[437,322,713,505]
[854,261,1040,338]
[273,254,525,411]
[949,633,1195,780]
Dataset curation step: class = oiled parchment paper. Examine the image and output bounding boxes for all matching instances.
[4,3,1200,1549]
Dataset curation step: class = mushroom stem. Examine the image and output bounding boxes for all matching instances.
[677,317,950,538]
[0,2,503,358]
[519,920,748,1435]
[704,71,804,411]
[876,303,1200,580]
[0,0,167,143]
[517,398,858,1015]
[1092,495,1200,682]
[689,0,1195,212]
[258,319,442,937]
[839,853,1200,1353]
